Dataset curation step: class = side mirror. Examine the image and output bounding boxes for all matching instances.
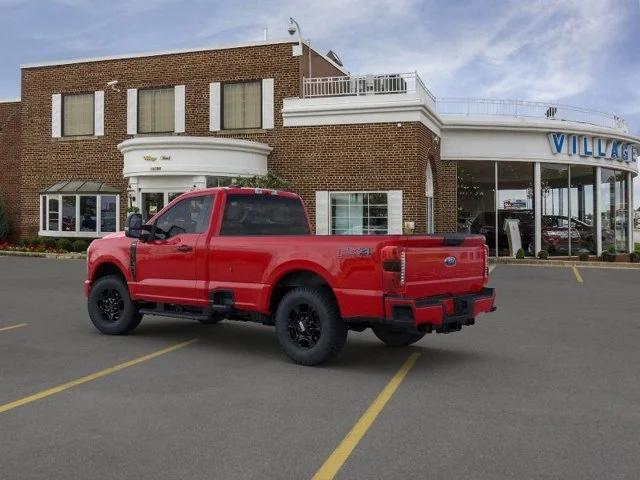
[125,213,144,239]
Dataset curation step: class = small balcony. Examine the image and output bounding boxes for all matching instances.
[302,72,436,110]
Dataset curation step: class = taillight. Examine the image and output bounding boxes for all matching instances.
[381,246,405,293]
[483,244,489,278]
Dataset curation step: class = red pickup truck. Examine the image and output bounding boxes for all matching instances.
[85,188,495,365]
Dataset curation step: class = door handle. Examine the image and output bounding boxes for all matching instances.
[177,244,193,252]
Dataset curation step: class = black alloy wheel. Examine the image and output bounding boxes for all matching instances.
[275,287,347,366]
[88,275,142,335]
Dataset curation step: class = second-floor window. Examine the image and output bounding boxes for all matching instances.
[63,93,94,136]
[223,81,261,130]
[138,87,175,133]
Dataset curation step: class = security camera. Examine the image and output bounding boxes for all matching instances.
[107,80,120,92]
[288,24,297,35]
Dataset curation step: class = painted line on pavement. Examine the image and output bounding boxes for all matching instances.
[0,323,28,333]
[311,352,421,480]
[572,266,584,283]
[0,338,197,415]
[488,265,496,274]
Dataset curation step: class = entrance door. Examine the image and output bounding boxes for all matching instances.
[135,193,214,305]
[141,192,165,222]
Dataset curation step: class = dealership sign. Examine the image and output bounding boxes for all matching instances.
[548,132,638,163]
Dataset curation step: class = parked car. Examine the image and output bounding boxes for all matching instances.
[85,188,496,365]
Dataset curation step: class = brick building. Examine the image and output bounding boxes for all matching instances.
[1,37,638,256]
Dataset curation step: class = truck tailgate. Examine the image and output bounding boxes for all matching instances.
[400,235,487,298]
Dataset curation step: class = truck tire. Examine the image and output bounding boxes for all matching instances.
[275,287,347,366]
[372,327,426,347]
[88,275,142,335]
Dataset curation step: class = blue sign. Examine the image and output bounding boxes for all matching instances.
[548,132,638,163]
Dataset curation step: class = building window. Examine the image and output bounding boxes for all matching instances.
[223,81,261,130]
[40,194,119,237]
[330,192,388,235]
[457,161,496,255]
[206,176,234,188]
[63,93,94,136]
[138,87,175,133]
[426,162,435,234]
[601,168,629,253]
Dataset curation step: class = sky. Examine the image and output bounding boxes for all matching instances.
[1,0,639,201]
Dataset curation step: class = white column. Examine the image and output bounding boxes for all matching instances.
[534,162,541,255]
[628,171,634,253]
[595,167,602,256]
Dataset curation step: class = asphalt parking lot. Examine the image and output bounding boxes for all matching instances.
[1,256,639,480]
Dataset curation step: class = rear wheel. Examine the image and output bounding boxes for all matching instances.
[372,326,426,347]
[275,287,347,366]
[88,275,142,335]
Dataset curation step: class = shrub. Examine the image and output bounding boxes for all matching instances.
[630,252,640,263]
[578,251,590,262]
[126,206,140,213]
[0,194,10,241]
[606,245,617,255]
[537,250,549,260]
[58,238,73,252]
[230,173,291,190]
[41,237,58,249]
[515,248,525,259]
[71,239,89,252]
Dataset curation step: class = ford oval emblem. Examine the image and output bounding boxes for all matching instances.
[444,256,457,267]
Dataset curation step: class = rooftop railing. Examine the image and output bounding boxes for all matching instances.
[302,72,436,109]
[301,74,628,132]
[436,98,628,132]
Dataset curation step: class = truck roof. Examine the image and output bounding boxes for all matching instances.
[182,187,300,199]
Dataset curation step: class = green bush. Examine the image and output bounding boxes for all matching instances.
[230,173,291,190]
[515,248,525,259]
[71,239,89,252]
[578,251,590,262]
[537,250,549,260]
[629,252,640,263]
[0,194,10,241]
[606,245,617,255]
[58,238,73,252]
[41,237,58,249]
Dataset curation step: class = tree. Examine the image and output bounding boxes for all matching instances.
[230,173,291,190]
[0,193,10,241]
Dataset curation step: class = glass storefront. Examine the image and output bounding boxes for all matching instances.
[601,168,629,253]
[457,161,496,255]
[458,160,632,256]
[497,162,534,256]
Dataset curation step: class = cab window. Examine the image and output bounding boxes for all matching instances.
[154,194,214,239]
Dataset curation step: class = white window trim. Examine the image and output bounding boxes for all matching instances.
[327,190,396,235]
[39,193,120,238]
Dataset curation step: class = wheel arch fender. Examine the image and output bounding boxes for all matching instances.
[265,261,342,316]
[90,257,131,284]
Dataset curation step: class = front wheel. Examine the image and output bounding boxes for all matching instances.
[275,287,347,366]
[372,326,426,347]
[88,275,142,335]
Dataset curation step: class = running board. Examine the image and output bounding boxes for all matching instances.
[138,306,212,321]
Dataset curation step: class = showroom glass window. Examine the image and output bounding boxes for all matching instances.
[223,81,261,130]
[330,192,388,235]
[541,164,569,255]
[497,163,534,256]
[62,93,94,136]
[457,161,496,255]
[138,87,175,133]
[601,168,629,253]
[569,165,596,255]
[40,194,119,237]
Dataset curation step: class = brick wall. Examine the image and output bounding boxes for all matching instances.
[12,41,450,238]
[0,101,21,238]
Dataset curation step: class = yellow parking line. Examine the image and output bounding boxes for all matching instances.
[0,338,197,415]
[311,352,421,480]
[0,323,28,333]
[572,266,583,283]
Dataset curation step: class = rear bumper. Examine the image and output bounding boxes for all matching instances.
[382,288,496,333]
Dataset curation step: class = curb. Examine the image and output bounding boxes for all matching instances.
[490,257,640,270]
[0,250,86,260]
